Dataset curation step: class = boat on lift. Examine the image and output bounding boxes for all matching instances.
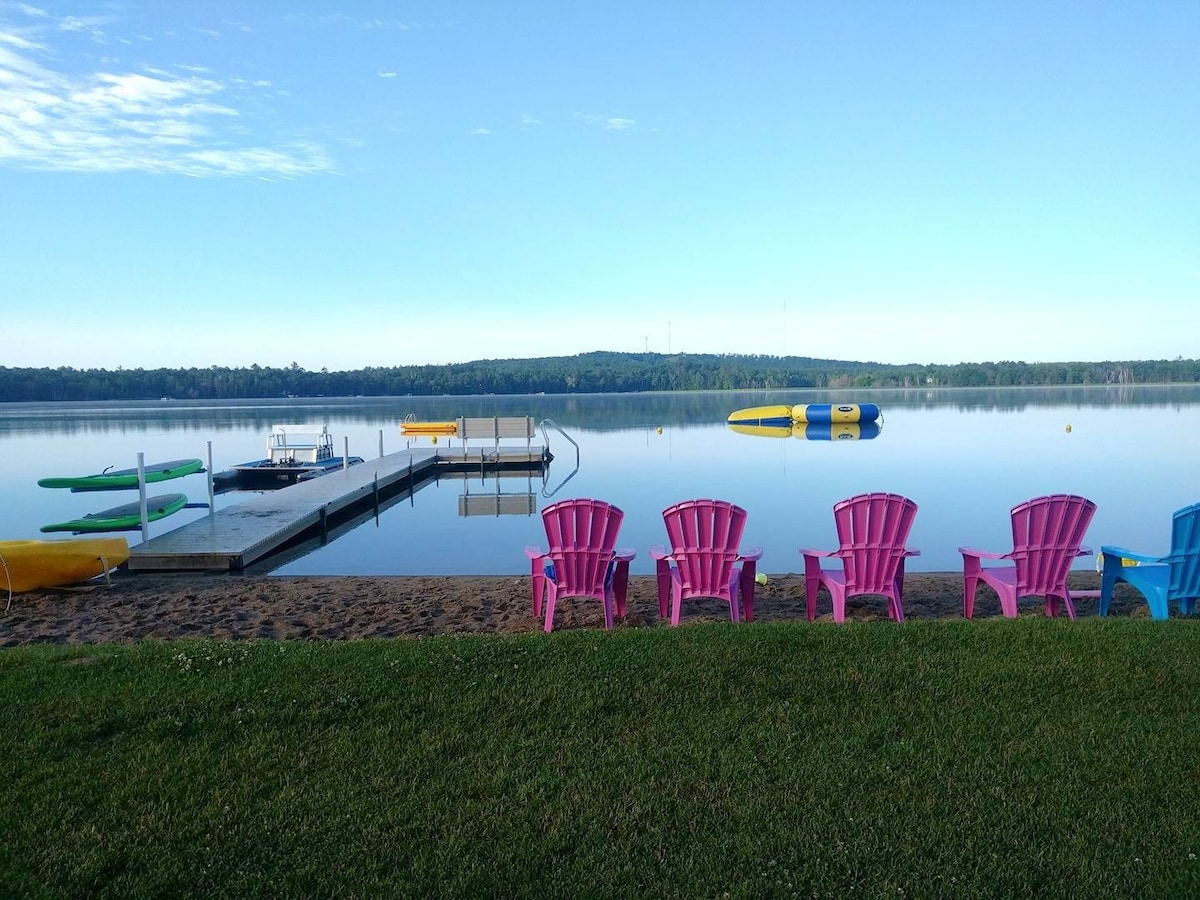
[228,425,364,489]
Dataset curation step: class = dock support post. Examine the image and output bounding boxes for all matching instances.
[343,437,350,471]
[379,429,384,458]
[137,452,150,543]
[319,506,328,542]
[206,441,214,516]
[373,473,380,517]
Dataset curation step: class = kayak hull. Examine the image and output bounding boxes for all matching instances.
[0,539,130,593]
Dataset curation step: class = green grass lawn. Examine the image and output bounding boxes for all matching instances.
[3,620,1199,898]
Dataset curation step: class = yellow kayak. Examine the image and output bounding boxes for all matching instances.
[0,538,129,594]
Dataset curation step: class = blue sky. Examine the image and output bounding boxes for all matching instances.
[1,1,1196,371]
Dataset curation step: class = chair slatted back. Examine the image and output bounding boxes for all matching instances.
[1008,494,1096,595]
[541,499,624,598]
[1167,502,1200,600]
[662,499,747,600]
[833,493,918,593]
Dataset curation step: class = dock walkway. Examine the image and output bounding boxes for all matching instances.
[128,440,549,572]
[129,449,441,572]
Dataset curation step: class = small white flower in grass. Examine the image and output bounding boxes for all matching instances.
[1189,853,1196,860]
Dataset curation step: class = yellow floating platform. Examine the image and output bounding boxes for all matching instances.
[0,538,129,594]
[401,421,457,436]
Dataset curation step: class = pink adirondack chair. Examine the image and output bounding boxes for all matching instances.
[525,498,635,633]
[960,494,1096,619]
[649,499,763,626]
[801,493,920,623]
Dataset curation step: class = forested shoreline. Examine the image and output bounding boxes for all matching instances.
[2,352,1196,402]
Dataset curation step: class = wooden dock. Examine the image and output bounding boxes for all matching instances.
[128,444,547,572]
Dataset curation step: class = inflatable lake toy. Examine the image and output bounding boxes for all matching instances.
[728,420,882,441]
[726,403,882,427]
[41,493,188,534]
[0,538,129,602]
[38,458,204,492]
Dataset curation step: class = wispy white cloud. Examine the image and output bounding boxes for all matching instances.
[0,30,41,50]
[377,70,396,79]
[471,127,491,135]
[520,114,542,126]
[57,13,111,43]
[283,13,416,31]
[0,15,334,176]
[575,113,636,131]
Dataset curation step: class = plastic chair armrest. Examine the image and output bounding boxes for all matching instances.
[738,547,763,562]
[1075,546,1093,557]
[524,546,547,561]
[649,546,670,561]
[902,548,921,558]
[799,548,833,559]
[1100,545,1165,564]
[614,548,636,562]
[958,546,1008,560]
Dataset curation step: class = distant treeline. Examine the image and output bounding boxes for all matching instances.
[2,352,1197,402]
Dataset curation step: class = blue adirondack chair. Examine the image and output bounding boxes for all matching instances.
[1099,502,1200,620]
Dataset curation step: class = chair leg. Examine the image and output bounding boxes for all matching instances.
[531,560,546,617]
[612,560,630,619]
[670,582,684,627]
[831,584,846,624]
[1046,592,1076,620]
[803,557,822,621]
[962,557,981,618]
[1099,561,1120,617]
[740,562,756,622]
[655,559,671,620]
[543,585,557,633]
[602,594,614,631]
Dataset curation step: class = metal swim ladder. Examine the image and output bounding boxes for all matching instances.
[538,418,580,497]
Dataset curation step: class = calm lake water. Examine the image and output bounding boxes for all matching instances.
[2,386,1197,576]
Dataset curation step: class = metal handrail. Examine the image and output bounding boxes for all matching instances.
[538,418,580,498]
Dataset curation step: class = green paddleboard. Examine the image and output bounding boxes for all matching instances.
[40,493,189,534]
[38,458,204,491]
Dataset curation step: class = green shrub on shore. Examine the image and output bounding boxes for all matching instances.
[3,620,1199,897]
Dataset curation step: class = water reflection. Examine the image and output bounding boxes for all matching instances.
[0,384,1193,438]
[2,385,1199,575]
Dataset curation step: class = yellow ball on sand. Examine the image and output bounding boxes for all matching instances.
[754,572,769,585]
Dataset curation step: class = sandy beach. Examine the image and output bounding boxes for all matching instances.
[0,569,1154,646]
